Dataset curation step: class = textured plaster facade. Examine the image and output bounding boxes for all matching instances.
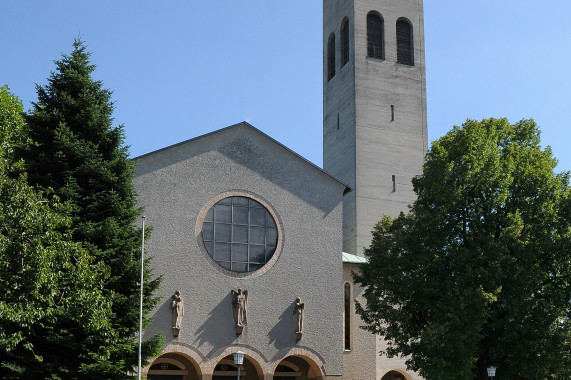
[134,123,347,379]
[135,1,429,379]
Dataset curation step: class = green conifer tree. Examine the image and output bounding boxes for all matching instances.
[19,41,162,378]
[1,86,116,379]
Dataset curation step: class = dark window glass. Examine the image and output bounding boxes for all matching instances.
[203,222,214,241]
[396,18,413,65]
[250,245,266,263]
[344,282,351,350]
[232,244,248,262]
[214,205,231,223]
[327,33,336,81]
[250,226,266,245]
[232,225,248,243]
[233,206,249,224]
[266,228,277,244]
[250,208,267,226]
[214,242,231,261]
[367,12,384,59]
[340,17,349,67]
[215,224,231,242]
[232,262,248,272]
[202,196,278,273]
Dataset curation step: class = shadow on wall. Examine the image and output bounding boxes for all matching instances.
[267,299,296,349]
[196,292,237,347]
[143,295,173,341]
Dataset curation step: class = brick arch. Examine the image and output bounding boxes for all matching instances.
[268,347,326,380]
[204,346,268,377]
[143,343,204,376]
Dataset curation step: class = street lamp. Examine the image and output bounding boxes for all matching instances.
[487,365,497,379]
[233,351,245,380]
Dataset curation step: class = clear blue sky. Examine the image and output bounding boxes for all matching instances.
[2,1,570,172]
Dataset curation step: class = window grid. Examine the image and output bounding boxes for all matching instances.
[203,197,277,273]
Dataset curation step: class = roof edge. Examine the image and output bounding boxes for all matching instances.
[342,252,367,264]
[132,121,351,193]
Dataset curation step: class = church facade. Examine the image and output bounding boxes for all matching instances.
[134,1,427,380]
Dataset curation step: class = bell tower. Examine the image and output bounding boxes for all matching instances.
[323,0,428,256]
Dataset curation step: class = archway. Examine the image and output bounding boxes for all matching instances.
[380,369,413,380]
[213,355,262,380]
[273,356,323,380]
[147,353,201,380]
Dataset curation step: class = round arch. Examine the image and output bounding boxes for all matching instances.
[143,344,204,378]
[269,348,326,380]
[204,346,267,378]
[381,369,413,380]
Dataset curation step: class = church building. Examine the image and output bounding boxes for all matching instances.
[134,1,427,379]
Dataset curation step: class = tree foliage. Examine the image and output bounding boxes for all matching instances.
[16,40,162,378]
[0,86,115,378]
[355,118,570,380]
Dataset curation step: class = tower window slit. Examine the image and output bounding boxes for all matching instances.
[327,33,336,81]
[344,282,351,350]
[341,17,349,67]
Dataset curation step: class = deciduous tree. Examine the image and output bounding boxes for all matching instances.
[355,118,570,379]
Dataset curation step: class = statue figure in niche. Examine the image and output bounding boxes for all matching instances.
[293,297,305,335]
[171,290,184,337]
[231,288,248,332]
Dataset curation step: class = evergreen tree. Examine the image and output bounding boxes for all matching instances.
[20,41,162,378]
[0,86,115,378]
[355,118,570,379]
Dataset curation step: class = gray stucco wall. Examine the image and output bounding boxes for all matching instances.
[134,124,346,377]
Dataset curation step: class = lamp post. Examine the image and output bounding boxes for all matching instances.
[233,351,245,380]
[487,365,497,380]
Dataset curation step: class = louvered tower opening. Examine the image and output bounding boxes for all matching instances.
[396,19,413,65]
[367,12,384,59]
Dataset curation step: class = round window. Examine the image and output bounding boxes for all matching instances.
[202,196,278,273]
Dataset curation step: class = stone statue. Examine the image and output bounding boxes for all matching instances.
[231,288,248,333]
[171,291,184,337]
[293,297,304,336]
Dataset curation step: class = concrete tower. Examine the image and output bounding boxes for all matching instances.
[323,0,428,256]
